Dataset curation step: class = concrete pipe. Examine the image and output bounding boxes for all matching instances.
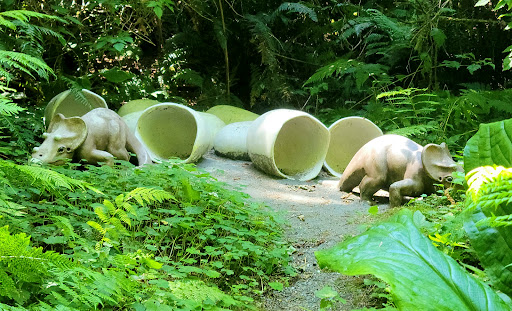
[324,116,383,177]
[135,103,225,163]
[247,109,329,181]
[44,89,107,127]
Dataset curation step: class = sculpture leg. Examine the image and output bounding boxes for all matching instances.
[388,179,421,208]
[109,148,130,162]
[83,150,115,166]
[359,175,385,202]
[107,132,130,161]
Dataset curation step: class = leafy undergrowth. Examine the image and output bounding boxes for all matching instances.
[316,178,512,310]
[316,208,511,310]
[0,160,294,310]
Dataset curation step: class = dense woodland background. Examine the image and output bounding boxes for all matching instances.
[3,1,512,310]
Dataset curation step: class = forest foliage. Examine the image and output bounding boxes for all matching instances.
[2,0,512,310]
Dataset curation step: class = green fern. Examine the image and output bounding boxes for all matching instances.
[173,68,204,88]
[49,267,136,309]
[0,198,25,217]
[372,88,442,139]
[457,88,512,115]
[304,58,389,90]
[274,2,318,22]
[0,95,25,116]
[57,78,94,110]
[0,10,66,27]
[0,160,98,218]
[0,160,94,192]
[88,187,175,245]
[338,8,411,65]
[125,187,176,206]
[466,166,512,212]
[0,8,67,139]
[245,13,280,67]
[169,279,237,308]
[387,124,439,138]
[0,50,54,82]
[0,225,73,304]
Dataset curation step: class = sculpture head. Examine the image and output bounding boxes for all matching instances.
[422,142,461,187]
[31,114,87,165]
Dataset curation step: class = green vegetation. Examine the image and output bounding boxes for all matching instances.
[316,209,511,310]
[0,160,293,309]
[3,0,512,310]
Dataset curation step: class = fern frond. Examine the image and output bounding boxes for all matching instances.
[173,68,204,88]
[0,225,74,302]
[69,87,92,110]
[0,16,16,30]
[304,59,390,88]
[115,194,125,207]
[28,24,65,43]
[0,10,67,25]
[0,197,26,217]
[87,221,107,235]
[366,9,410,41]
[458,89,512,114]
[94,206,110,223]
[377,88,426,99]
[466,166,512,205]
[121,202,136,216]
[0,50,54,82]
[51,267,134,309]
[125,187,176,206]
[387,124,439,137]
[0,160,92,192]
[0,94,25,116]
[109,217,129,235]
[304,58,356,85]
[115,210,131,227]
[275,2,318,22]
[51,216,78,239]
[245,14,280,67]
[102,199,117,214]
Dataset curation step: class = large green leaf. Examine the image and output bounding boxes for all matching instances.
[315,209,511,311]
[464,166,512,297]
[463,118,512,173]
[100,67,134,83]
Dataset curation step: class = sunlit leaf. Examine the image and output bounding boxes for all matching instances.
[316,209,511,310]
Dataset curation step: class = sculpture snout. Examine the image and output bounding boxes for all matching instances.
[29,156,43,165]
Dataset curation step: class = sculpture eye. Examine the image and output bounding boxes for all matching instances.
[445,176,453,183]
[67,147,71,152]
[438,177,443,181]
[57,146,65,153]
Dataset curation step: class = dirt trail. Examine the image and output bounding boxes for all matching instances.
[197,151,389,311]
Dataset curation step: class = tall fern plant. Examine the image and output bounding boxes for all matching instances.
[0,9,65,112]
[0,10,87,217]
[0,9,67,153]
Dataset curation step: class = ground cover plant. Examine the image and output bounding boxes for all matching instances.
[0,160,293,310]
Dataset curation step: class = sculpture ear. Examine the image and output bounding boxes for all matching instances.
[422,142,457,181]
[48,115,87,150]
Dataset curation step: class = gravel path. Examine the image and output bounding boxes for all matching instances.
[197,151,389,310]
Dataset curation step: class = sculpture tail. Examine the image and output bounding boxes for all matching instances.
[127,134,151,166]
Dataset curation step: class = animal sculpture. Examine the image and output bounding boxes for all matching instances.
[338,134,461,207]
[31,108,150,166]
